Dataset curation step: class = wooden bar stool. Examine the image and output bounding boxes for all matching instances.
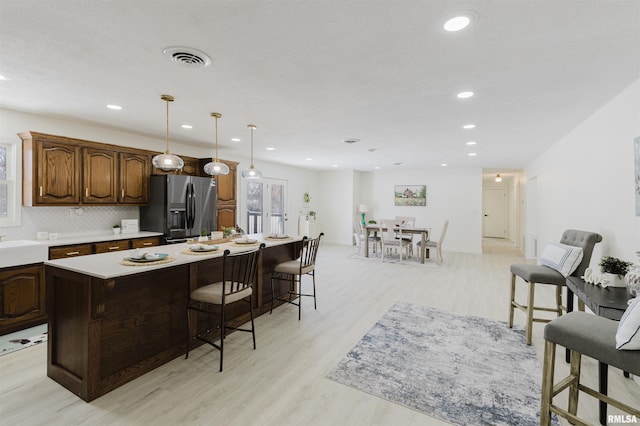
[540,311,640,425]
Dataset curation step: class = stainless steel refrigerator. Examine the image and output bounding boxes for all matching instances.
[140,175,217,243]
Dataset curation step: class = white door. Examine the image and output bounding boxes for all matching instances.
[483,188,507,238]
[246,178,288,235]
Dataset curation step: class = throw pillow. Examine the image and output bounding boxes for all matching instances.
[616,297,640,350]
[537,242,584,277]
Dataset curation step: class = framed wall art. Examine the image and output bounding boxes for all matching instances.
[394,185,426,206]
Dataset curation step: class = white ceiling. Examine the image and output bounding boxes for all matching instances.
[1,0,639,172]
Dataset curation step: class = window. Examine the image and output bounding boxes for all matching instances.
[0,138,22,227]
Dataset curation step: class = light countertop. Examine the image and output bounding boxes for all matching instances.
[44,234,302,279]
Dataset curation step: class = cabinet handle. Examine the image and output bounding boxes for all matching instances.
[66,251,80,256]
[121,189,125,198]
[108,246,120,250]
[142,242,153,246]
[39,186,43,196]
[85,188,89,197]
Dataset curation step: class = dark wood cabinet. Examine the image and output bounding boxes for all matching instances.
[49,236,162,259]
[213,159,238,230]
[21,132,82,206]
[0,264,46,335]
[20,132,151,206]
[119,152,150,204]
[152,155,201,176]
[83,147,118,204]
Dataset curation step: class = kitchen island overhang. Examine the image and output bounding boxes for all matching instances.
[44,235,303,402]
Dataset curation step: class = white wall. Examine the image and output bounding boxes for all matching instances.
[356,167,483,255]
[524,78,640,264]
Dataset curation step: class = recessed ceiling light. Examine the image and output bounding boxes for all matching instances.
[373,166,381,170]
[457,91,474,99]
[468,152,477,156]
[332,164,339,168]
[231,138,241,142]
[305,158,312,161]
[466,141,477,145]
[0,74,8,81]
[106,104,122,110]
[444,16,471,32]
[181,124,193,129]
[441,163,448,167]
[265,147,275,151]
[463,124,476,129]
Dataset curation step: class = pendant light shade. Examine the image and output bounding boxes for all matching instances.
[241,124,263,179]
[152,95,184,172]
[203,112,230,176]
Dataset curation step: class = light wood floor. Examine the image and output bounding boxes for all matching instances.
[1,241,638,425]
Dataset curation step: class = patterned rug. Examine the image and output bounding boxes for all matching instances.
[326,303,556,426]
[0,323,47,356]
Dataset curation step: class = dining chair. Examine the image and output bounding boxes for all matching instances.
[185,244,265,372]
[353,218,379,255]
[416,219,448,264]
[271,233,323,320]
[395,216,416,258]
[380,219,410,262]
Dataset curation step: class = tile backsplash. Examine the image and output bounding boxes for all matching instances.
[1,206,140,240]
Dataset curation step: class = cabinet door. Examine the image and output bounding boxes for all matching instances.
[0,265,46,335]
[83,147,118,204]
[36,141,81,205]
[181,158,201,176]
[216,169,236,204]
[217,206,237,230]
[120,153,150,204]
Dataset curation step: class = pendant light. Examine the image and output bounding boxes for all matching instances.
[203,112,230,176]
[495,173,502,183]
[241,124,263,179]
[152,94,184,172]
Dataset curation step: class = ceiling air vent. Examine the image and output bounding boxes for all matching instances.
[343,138,360,144]
[163,46,212,68]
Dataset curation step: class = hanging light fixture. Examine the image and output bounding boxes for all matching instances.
[152,94,184,172]
[241,124,263,179]
[495,173,502,183]
[203,112,230,176]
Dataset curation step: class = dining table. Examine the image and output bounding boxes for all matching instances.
[364,223,431,263]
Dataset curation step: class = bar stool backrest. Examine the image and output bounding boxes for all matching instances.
[221,246,263,304]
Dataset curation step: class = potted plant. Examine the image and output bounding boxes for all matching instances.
[223,227,235,238]
[112,224,121,235]
[309,211,316,220]
[599,256,633,287]
[303,192,311,205]
[198,230,208,242]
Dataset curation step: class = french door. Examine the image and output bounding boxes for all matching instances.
[246,178,288,235]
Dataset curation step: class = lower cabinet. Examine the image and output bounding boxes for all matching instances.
[49,236,163,259]
[0,264,46,335]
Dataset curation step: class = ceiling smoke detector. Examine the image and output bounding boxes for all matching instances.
[163,46,212,68]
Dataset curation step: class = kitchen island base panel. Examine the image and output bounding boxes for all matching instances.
[46,240,300,401]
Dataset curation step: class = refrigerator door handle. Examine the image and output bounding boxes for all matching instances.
[186,183,194,230]
[189,182,197,230]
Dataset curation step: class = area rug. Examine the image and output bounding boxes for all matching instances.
[0,323,47,356]
[326,303,556,426]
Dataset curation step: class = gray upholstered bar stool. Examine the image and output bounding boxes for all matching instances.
[540,312,640,425]
[508,229,602,345]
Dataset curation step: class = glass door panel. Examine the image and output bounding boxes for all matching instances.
[245,178,287,234]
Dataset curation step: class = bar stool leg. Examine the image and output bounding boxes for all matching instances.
[599,362,608,425]
[568,351,582,418]
[540,340,556,426]
[525,281,536,345]
[508,273,516,328]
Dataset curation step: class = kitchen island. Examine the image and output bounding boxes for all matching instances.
[44,234,302,401]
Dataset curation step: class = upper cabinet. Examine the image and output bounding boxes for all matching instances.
[211,159,239,230]
[21,132,82,205]
[119,152,149,204]
[20,132,151,206]
[151,155,201,176]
